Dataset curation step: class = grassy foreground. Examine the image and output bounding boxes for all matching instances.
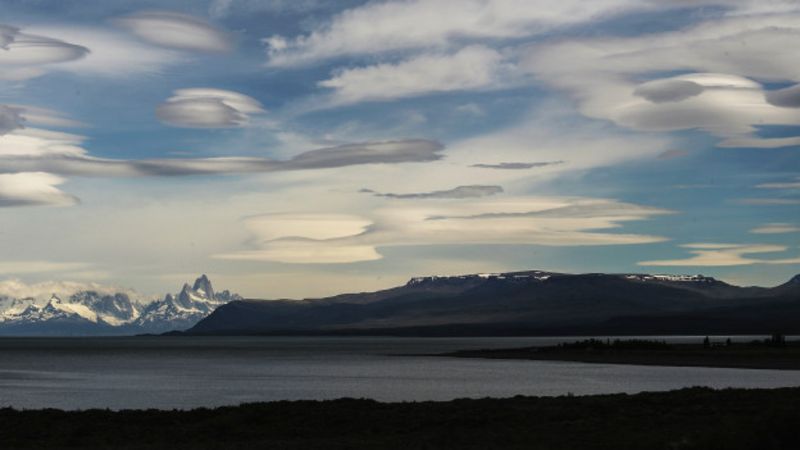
[443,338,800,370]
[1,387,799,449]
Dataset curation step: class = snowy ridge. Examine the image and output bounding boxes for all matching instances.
[405,271,722,288]
[0,275,240,334]
[623,274,718,283]
[406,270,555,286]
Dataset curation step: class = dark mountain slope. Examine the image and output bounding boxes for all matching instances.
[188,271,800,336]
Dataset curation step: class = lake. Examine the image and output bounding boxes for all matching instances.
[1,336,799,410]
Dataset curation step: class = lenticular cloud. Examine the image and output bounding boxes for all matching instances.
[115,11,232,53]
[156,88,265,128]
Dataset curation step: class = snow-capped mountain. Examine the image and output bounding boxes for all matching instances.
[134,275,241,332]
[0,275,240,335]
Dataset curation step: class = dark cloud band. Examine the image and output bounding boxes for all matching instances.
[471,161,564,170]
[0,139,445,177]
[362,184,503,199]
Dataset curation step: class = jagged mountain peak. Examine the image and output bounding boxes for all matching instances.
[192,274,215,299]
[0,274,240,335]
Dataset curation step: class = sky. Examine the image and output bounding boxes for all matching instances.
[0,0,798,299]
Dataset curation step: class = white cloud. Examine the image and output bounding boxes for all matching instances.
[264,1,800,67]
[0,129,87,158]
[0,172,78,207]
[219,241,382,264]
[0,262,91,276]
[156,88,265,128]
[242,213,372,241]
[0,278,142,303]
[522,14,800,148]
[3,104,85,129]
[264,0,655,67]
[455,103,485,117]
[318,45,516,105]
[218,196,671,264]
[757,178,800,189]
[750,223,800,234]
[736,198,800,205]
[114,11,233,53]
[639,243,800,266]
[24,25,183,77]
[0,24,88,68]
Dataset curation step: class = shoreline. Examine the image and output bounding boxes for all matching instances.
[438,339,800,370]
[1,387,798,449]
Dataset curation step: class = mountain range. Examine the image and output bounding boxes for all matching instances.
[186,271,800,336]
[0,275,240,336]
[2,270,798,336]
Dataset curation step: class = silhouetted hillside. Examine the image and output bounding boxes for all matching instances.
[187,271,800,336]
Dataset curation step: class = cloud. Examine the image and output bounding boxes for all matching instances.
[219,240,382,264]
[318,45,515,105]
[239,214,373,241]
[766,84,800,108]
[216,213,380,263]
[217,196,671,264]
[736,198,800,205]
[750,223,800,234]
[448,103,671,176]
[362,185,503,199]
[208,0,328,19]
[156,88,265,128]
[0,104,84,133]
[0,262,92,276]
[0,135,445,177]
[0,24,89,68]
[263,0,654,67]
[428,199,671,220]
[470,161,564,169]
[0,278,141,302]
[114,11,232,53]
[522,14,800,148]
[633,79,705,103]
[263,1,800,67]
[10,105,85,128]
[757,178,800,189]
[639,243,800,266]
[279,139,444,170]
[23,25,182,77]
[455,103,485,117]
[0,105,24,135]
[0,25,14,49]
[657,149,689,160]
[0,172,78,207]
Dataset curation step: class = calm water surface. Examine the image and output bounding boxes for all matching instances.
[1,336,799,410]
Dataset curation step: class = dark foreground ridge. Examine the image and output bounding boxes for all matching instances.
[442,337,800,370]
[186,271,800,336]
[1,387,799,449]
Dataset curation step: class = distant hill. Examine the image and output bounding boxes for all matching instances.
[187,271,800,336]
[0,275,240,336]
